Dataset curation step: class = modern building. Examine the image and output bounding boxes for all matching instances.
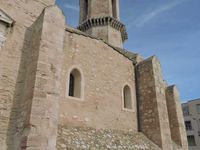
[182,99,200,150]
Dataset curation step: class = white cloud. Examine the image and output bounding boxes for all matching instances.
[127,0,187,28]
[64,4,79,12]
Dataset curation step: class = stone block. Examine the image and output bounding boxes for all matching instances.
[136,56,173,150]
[166,85,188,150]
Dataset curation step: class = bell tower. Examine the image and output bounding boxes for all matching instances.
[78,0,128,48]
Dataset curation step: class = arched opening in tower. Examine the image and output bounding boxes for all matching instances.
[83,0,88,20]
[112,0,117,19]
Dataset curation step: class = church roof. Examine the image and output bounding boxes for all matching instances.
[65,26,143,64]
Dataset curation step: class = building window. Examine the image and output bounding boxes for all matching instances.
[183,105,190,116]
[0,10,14,49]
[187,135,196,146]
[0,27,6,48]
[185,121,192,131]
[123,85,132,109]
[69,74,75,97]
[196,104,200,114]
[68,68,82,98]
[112,0,117,19]
[83,0,88,20]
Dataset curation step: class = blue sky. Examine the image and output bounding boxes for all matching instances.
[56,0,200,102]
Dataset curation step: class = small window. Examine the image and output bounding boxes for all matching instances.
[0,29,6,48]
[187,135,196,146]
[183,105,190,116]
[0,10,14,49]
[83,0,88,20]
[112,0,117,19]
[196,104,200,114]
[68,69,82,98]
[123,85,132,109]
[185,121,192,131]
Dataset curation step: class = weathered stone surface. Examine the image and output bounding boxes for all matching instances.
[65,26,141,64]
[60,26,138,131]
[0,0,56,149]
[23,5,65,150]
[56,126,161,150]
[0,0,188,150]
[1,4,65,150]
[136,56,173,150]
[78,0,127,47]
[0,0,55,27]
[166,85,188,150]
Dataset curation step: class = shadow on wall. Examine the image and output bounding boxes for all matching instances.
[6,14,43,149]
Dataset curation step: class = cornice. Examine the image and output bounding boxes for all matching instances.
[77,16,128,42]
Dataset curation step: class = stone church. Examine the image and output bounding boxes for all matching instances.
[0,0,188,150]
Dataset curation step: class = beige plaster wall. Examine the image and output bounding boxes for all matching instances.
[59,29,137,131]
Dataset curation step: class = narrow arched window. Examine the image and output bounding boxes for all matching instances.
[83,0,88,20]
[68,69,82,98]
[123,85,132,109]
[69,74,75,96]
[0,10,14,49]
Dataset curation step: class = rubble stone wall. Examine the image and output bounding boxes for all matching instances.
[56,126,161,150]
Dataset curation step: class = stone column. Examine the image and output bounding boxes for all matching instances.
[136,56,173,150]
[21,5,65,150]
[166,85,188,150]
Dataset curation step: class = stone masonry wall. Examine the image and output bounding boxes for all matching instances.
[136,56,173,150]
[79,0,124,48]
[0,19,27,150]
[0,0,56,149]
[0,0,55,27]
[59,28,137,131]
[86,26,109,44]
[89,0,112,18]
[86,26,123,48]
[166,85,188,150]
[56,126,161,150]
[108,26,122,48]
[20,6,65,150]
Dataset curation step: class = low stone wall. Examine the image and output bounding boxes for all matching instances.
[56,126,161,150]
